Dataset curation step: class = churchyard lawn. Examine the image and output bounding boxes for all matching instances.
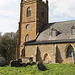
[0,64,75,75]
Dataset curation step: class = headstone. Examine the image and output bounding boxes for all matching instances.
[0,57,5,66]
[37,61,47,71]
[10,60,20,67]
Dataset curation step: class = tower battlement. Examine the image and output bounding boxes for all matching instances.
[21,0,48,5]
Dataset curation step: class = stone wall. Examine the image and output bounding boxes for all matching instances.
[25,44,56,63]
[56,43,75,64]
[25,43,75,64]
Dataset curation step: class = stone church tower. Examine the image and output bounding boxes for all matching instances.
[16,0,48,58]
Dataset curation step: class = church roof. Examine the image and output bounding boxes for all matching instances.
[37,20,75,41]
[24,20,75,46]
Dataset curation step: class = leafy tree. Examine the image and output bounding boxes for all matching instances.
[0,32,17,63]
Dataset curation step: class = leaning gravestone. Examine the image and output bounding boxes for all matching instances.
[37,61,47,71]
[10,60,21,67]
[0,57,5,66]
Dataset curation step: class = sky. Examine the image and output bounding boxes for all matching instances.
[0,0,75,34]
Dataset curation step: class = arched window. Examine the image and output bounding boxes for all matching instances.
[44,53,49,60]
[25,34,30,41]
[43,53,50,63]
[66,45,74,58]
[27,7,31,17]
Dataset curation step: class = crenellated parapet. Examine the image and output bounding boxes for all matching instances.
[21,0,48,6]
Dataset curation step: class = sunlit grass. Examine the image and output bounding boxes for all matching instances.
[0,64,75,75]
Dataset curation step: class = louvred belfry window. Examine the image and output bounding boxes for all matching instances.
[27,7,31,17]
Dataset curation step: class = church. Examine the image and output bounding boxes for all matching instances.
[16,0,75,64]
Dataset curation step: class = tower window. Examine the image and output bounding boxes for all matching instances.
[41,8,44,17]
[27,7,31,17]
[26,24,30,30]
[25,34,30,42]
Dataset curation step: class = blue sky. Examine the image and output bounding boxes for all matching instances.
[0,0,75,34]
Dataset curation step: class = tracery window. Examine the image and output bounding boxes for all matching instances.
[66,45,74,58]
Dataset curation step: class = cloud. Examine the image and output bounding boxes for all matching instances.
[0,0,20,34]
[50,0,75,22]
[0,17,18,33]
[0,0,75,34]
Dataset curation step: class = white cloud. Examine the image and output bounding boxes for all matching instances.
[0,0,20,34]
[50,0,75,22]
[0,17,18,33]
[0,0,75,34]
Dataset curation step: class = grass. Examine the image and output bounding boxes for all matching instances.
[0,64,75,75]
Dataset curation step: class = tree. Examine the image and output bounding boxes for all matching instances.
[0,32,17,63]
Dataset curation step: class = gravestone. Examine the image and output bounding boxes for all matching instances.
[0,57,5,66]
[37,61,47,71]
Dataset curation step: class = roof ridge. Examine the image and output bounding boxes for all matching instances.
[49,20,75,24]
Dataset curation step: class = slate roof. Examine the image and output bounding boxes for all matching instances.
[37,20,75,41]
[23,20,75,46]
